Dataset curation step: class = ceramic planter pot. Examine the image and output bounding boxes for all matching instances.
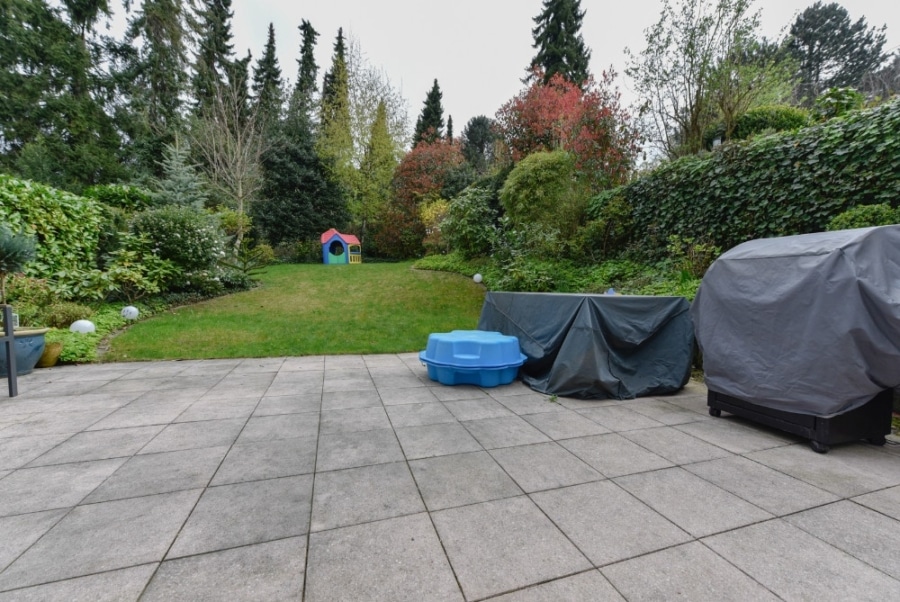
[0,328,50,376]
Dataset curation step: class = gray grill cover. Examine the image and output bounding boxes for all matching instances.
[477,292,694,399]
[692,225,900,416]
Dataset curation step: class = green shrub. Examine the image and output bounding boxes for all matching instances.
[732,105,810,141]
[666,235,721,279]
[130,206,224,273]
[576,190,634,262]
[499,150,589,238]
[443,187,497,259]
[38,302,94,329]
[811,87,865,122]
[826,203,899,231]
[0,175,105,278]
[103,234,179,302]
[82,184,156,212]
[0,224,37,304]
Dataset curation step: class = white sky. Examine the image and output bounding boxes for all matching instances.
[111,1,900,134]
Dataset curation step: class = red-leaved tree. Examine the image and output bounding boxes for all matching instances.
[495,68,642,189]
[370,138,464,258]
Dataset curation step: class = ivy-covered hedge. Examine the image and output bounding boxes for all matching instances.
[0,175,105,277]
[611,98,900,257]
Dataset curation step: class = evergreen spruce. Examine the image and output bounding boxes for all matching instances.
[317,28,353,184]
[447,115,454,141]
[356,100,399,243]
[528,0,592,87]
[461,115,496,174]
[294,19,319,107]
[252,23,283,121]
[152,139,208,209]
[191,0,236,113]
[413,79,445,145]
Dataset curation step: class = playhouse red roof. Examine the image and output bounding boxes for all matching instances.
[320,228,360,245]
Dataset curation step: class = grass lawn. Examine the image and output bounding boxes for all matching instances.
[104,262,486,360]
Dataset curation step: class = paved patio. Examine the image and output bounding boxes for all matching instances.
[0,354,899,601]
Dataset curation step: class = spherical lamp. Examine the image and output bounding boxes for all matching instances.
[69,320,96,334]
[121,306,140,320]
[473,273,483,284]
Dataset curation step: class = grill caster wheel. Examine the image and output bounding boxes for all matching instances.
[867,435,886,446]
[810,440,829,454]
[708,407,721,417]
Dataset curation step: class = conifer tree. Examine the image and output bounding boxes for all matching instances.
[152,139,208,209]
[252,23,283,121]
[356,100,399,243]
[192,0,236,113]
[446,115,454,141]
[294,19,319,108]
[413,79,445,145]
[528,0,592,88]
[318,28,353,189]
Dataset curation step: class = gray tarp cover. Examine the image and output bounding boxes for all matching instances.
[692,225,900,417]
[477,292,694,399]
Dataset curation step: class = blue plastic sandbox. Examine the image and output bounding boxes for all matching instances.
[419,330,526,387]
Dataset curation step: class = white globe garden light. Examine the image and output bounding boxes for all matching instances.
[70,320,96,334]
[121,306,140,320]
[473,273,483,284]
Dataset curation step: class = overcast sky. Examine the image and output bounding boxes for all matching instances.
[110,1,899,134]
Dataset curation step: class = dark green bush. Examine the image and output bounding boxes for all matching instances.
[576,191,634,262]
[732,105,810,141]
[39,302,94,329]
[811,87,865,122]
[130,206,224,273]
[826,203,899,231]
[443,187,497,259]
[82,184,156,212]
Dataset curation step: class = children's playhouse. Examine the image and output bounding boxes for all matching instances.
[321,228,362,265]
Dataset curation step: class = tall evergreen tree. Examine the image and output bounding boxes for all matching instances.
[446,115,454,141]
[317,28,353,190]
[255,105,348,246]
[789,1,887,101]
[251,23,283,121]
[528,0,592,88]
[461,115,496,174]
[294,19,319,108]
[152,138,208,209]
[191,0,236,113]
[356,100,399,243]
[413,79,445,144]
[118,0,191,176]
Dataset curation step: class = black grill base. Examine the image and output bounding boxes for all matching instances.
[707,389,893,453]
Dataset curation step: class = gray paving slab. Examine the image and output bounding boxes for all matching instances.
[530,480,692,566]
[280,356,325,370]
[0,564,157,602]
[560,433,674,478]
[306,513,462,602]
[319,406,391,434]
[853,485,900,520]
[210,436,317,485]
[747,442,900,497]
[394,422,483,460]
[704,519,900,601]
[462,415,551,449]
[601,541,780,601]
[615,467,773,537]
[486,570,624,601]
[253,393,321,416]
[0,489,201,591]
[685,455,840,515]
[432,495,591,600]
[409,451,523,511]
[0,458,126,516]
[520,410,610,439]
[386,401,456,427]
[28,425,164,467]
[82,446,228,503]
[173,398,258,422]
[431,386,492,402]
[576,405,664,431]
[0,409,115,438]
[624,398,710,426]
[491,392,568,415]
[622,426,733,465]
[0,433,73,470]
[237,413,319,442]
[138,418,244,454]
[444,398,514,421]
[674,416,799,453]
[0,509,68,572]
[168,475,313,558]
[785,501,900,579]
[311,461,424,531]
[87,400,195,429]
[316,428,405,471]
[490,442,603,493]
[320,389,382,410]
[378,386,440,405]
[142,537,306,601]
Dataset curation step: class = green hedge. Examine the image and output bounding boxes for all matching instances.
[0,175,105,277]
[614,98,900,257]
